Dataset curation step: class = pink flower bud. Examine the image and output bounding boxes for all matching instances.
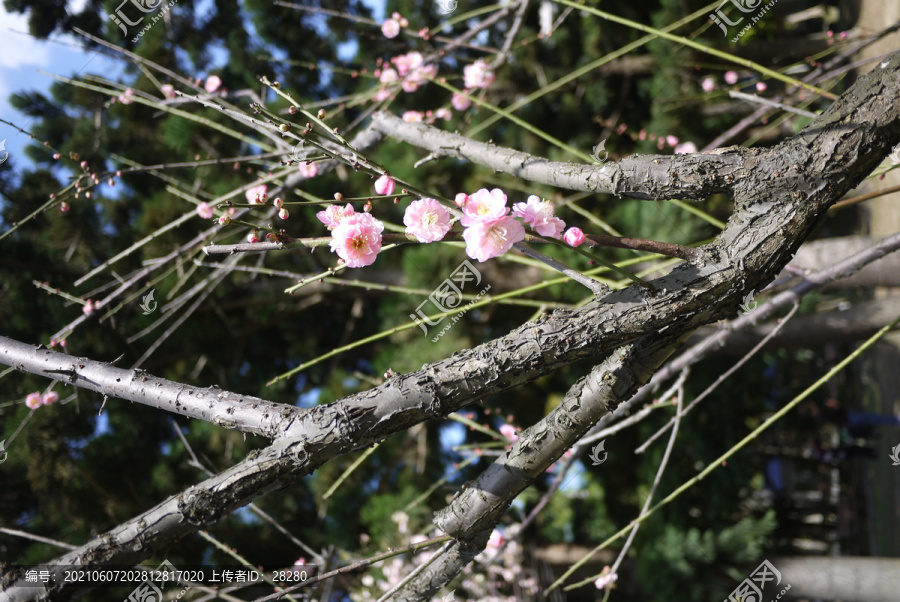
[278,208,289,220]
[374,175,395,196]
[273,198,284,209]
[25,391,42,410]
[564,227,585,247]
[247,230,260,243]
[218,215,231,225]
[454,193,469,207]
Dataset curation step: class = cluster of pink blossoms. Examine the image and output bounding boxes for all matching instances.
[318,179,587,268]
[375,51,438,99]
[25,391,60,410]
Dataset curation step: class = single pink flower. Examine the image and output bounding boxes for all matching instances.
[486,530,505,549]
[25,392,42,410]
[329,213,384,268]
[460,188,508,226]
[82,300,94,315]
[674,141,698,154]
[161,84,176,99]
[298,162,318,178]
[196,202,214,219]
[513,195,565,238]
[451,93,472,111]
[499,424,519,442]
[594,568,618,590]
[317,203,356,229]
[665,135,679,147]
[701,77,715,93]
[463,215,525,262]
[434,108,452,120]
[42,391,59,405]
[381,18,400,38]
[564,227,585,247]
[373,88,392,102]
[204,75,222,93]
[118,88,135,105]
[464,59,496,90]
[402,110,424,122]
[374,175,395,196]
[245,184,268,205]
[755,81,767,92]
[379,67,399,84]
[724,70,738,85]
[404,198,451,242]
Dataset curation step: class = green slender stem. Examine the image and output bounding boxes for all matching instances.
[322,443,381,500]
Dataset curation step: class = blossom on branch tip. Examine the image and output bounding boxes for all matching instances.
[298,162,318,178]
[82,300,94,315]
[463,216,525,262]
[513,195,565,238]
[330,213,384,268]
[42,391,59,405]
[317,203,355,229]
[464,59,496,90]
[404,198,451,242]
[701,77,715,93]
[161,84,176,99]
[118,88,135,105]
[564,227,585,247]
[374,175,395,196]
[25,392,42,409]
[196,202,214,219]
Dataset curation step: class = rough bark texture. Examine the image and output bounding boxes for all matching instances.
[3,49,900,602]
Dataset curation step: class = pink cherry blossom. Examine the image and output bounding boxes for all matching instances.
[724,70,738,85]
[499,424,519,442]
[460,188,508,226]
[404,198,451,242]
[317,203,355,229]
[25,392,42,410]
[454,193,469,207]
[463,216,525,262]
[374,175,395,196]
[118,88,135,105]
[402,110,424,122]
[402,63,437,92]
[513,195,565,238]
[82,300,94,315]
[329,213,384,268]
[755,81,767,92]
[379,68,399,84]
[451,93,472,111]
[434,108,452,120]
[594,567,618,590]
[392,51,423,77]
[701,77,715,93]
[486,530,505,549]
[381,18,400,39]
[666,135,679,147]
[42,391,59,405]
[205,75,222,93]
[196,202,214,219]
[298,162,318,178]
[464,59,496,90]
[245,184,268,204]
[392,12,409,27]
[564,227,585,247]
[161,84,176,99]
[674,141,698,154]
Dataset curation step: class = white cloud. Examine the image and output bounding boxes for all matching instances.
[0,9,51,69]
